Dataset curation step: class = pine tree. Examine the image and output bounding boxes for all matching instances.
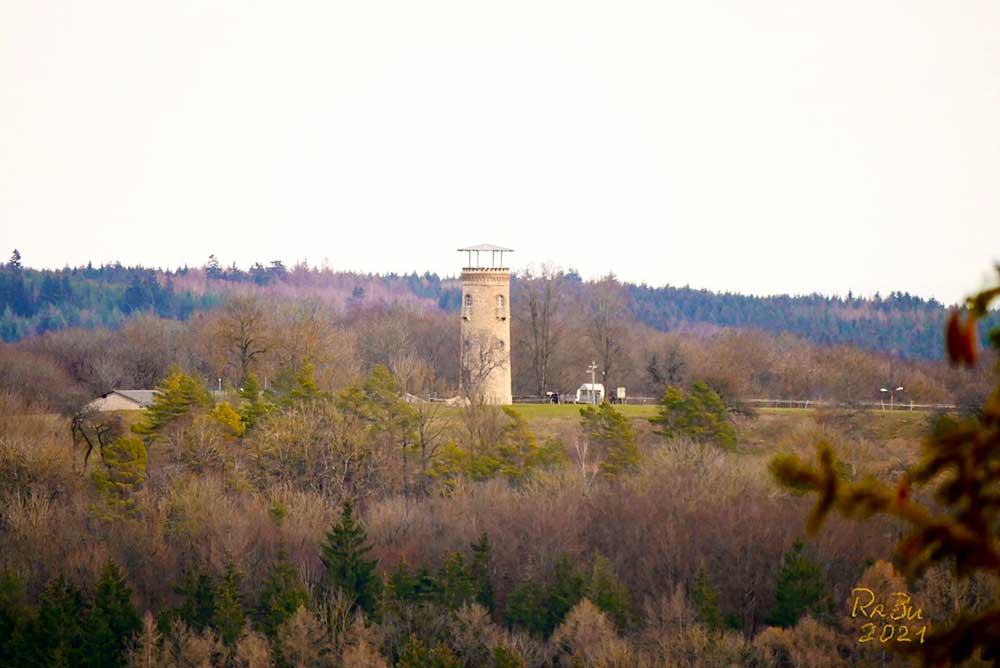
[504,573,548,636]
[691,564,723,631]
[237,373,269,430]
[33,577,88,667]
[546,555,586,634]
[86,562,141,668]
[212,562,246,646]
[505,556,586,637]
[91,436,147,516]
[0,571,30,667]
[206,255,223,280]
[579,403,640,480]
[649,381,737,449]
[396,635,461,668]
[767,541,830,628]
[587,554,632,631]
[469,533,496,613]
[169,570,216,633]
[288,361,323,404]
[438,552,475,610]
[255,549,308,638]
[133,367,212,439]
[320,501,379,615]
[383,558,439,607]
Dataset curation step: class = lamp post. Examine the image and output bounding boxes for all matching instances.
[880,386,904,410]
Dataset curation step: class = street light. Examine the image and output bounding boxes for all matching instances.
[880,386,904,410]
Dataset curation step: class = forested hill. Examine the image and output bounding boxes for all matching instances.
[627,284,968,359]
[0,257,218,341]
[2,251,997,359]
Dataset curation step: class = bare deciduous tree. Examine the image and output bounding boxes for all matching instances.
[70,407,124,467]
[645,334,688,398]
[515,265,566,397]
[572,436,599,493]
[585,274,629,395]
[217,295,271,382]
[460,330,507,402]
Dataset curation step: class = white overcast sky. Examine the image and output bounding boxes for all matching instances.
[1,0,998,303]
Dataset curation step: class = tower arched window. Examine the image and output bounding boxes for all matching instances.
[463,294,473,320]
[495,294,506,320]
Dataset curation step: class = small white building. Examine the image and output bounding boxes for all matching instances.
[575,383,605,404]
[86,389,157,412]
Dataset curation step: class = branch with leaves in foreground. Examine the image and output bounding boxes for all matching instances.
[771,267,1000,667]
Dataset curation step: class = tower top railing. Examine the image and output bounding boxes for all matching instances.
[458,244,513,269]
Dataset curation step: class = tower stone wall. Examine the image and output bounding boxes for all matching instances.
[460,267,512,404]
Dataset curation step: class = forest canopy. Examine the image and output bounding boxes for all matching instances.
[3,250,997,361]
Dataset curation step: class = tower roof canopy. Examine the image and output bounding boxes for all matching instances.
[457,244,513,252]
[458,244,514,269]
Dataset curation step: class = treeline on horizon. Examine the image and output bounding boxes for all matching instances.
[2,249,998,361]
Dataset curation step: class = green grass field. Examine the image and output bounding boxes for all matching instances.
[509,403,658,419]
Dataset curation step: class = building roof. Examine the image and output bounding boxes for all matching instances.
[457,244,514,252]
[108,389,158,407]
[577,383,605,392]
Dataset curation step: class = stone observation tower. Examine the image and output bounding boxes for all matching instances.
[458,244,513,405]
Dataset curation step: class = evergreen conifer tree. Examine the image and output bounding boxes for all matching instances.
[255,549,308,638]
[206,255,223,280]
[579,403,640,480]
[587,554,632,631]
[504,574,548,636]
[546,555,586,634]
[438,552,475,610]
[91,436,147,516]
[691,563,723,631]
[767,541,831,627]
[133,367,212,439]
[650,381,737,448]
[86,562,140,668]
[0,572,30,667]
[237,373,269,430]
[397,635,461,668]
[320,501,379,615]
[170,570,216,633]
[212,562,246,646]
[383,558,439,608]
[505,555,586,637]
[469,533,496,613]
[33,577,88,668]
